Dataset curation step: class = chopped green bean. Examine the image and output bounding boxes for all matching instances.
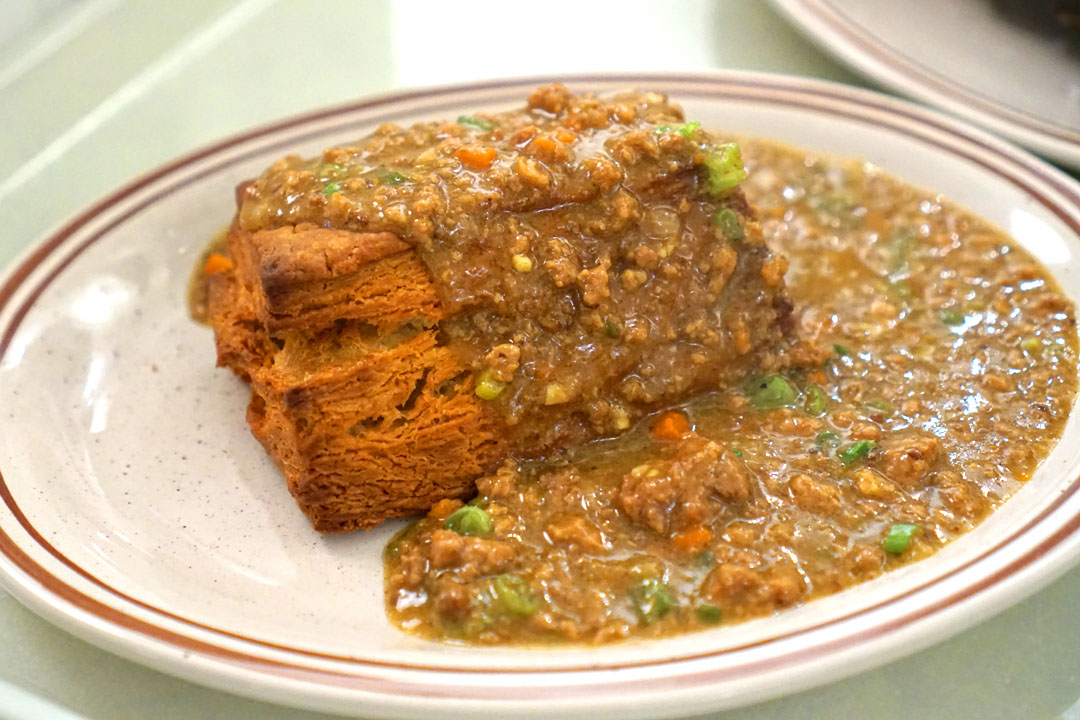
[493,574,540,616]
[653,121,700,139]
[677,120,700,139]
[604,319,620,338]
[703,143,747,195]
[804,384,828,416]
[838,440,876,465]
[629,579,676,623]
[712,208,744,240]
[833,344,852,357]
[457,115,495,131]
[747,375,798,410]
[444,505,493,537]
[882,523,921,554]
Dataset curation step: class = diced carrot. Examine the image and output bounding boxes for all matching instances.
[555,128,577,144]
[672,527,713,552]
[203,253,233,275]
[529,136,558,156]
[427,498,464,520]
[455,145,498,170]
[651,410,690,439]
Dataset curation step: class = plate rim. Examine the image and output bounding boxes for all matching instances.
[771,0,1080,169]
[2,70,1080,717]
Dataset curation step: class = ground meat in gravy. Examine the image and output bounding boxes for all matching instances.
[383,135,1077,645]
[618,434,750,534]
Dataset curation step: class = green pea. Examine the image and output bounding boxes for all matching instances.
[629,579,677,624]
[883,523,921,554]
[378,169,407,185]
[712,208,744,240]
[747,375,798,410]
[804,384,828,416]
[695,604,722,625]
[322,182,341,197]
[444,506,493,537]
[815,430,840,448]
[493,574,540,617]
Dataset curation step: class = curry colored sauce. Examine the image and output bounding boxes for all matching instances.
[187,229,228,325]
[383,138,1078,645]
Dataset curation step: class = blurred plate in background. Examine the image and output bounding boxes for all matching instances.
[773,0,1080,168]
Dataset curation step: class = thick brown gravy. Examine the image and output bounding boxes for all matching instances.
[382,137,1078,645]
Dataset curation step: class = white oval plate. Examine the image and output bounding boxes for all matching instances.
[772,0,1080,169]
[1,72,1080,719]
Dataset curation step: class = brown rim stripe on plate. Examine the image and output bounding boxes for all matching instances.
[803,0,1080,144]
[0,74,1078,695]
[1,504,1079,703]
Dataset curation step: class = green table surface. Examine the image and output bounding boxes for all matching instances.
[1,1,1078,718]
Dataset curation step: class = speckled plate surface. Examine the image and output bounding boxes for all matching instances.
[1,73,1080,719]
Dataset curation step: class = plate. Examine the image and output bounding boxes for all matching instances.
[1,72,1080,719]
[772,0,1080,169]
